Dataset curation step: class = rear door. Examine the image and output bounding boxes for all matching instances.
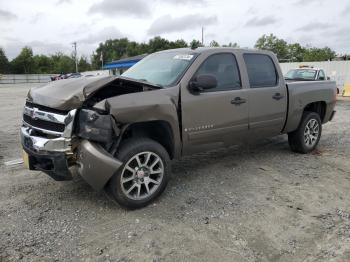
[243,53,287,139]
[181,52,249,155]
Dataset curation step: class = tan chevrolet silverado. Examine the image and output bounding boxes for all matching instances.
[21,48,337,208]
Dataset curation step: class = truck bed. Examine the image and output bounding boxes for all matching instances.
[284,80,337,133]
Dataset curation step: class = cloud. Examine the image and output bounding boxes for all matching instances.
[160,0,206,5]
[148,14,217,35]
[246,7,258,15]
[56,0,72,5]
[341,4,350,15]
[296,22,334,32]
[29,12,45,24]
[0,9,17,20]
[328,26,350,41]
[245,16,277,27]
[79,26,125,44]
[4,39,72,60]
[88,0,150,18]
[294,0,324,5]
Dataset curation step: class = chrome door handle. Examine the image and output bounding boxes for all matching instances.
[231,97,246,105]
[272,93,284,100]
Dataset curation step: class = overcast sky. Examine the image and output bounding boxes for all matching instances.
[1,0,349,60]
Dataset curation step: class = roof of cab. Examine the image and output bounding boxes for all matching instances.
[154,47,275,56]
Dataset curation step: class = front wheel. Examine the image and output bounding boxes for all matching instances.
[106,138,170,209]
[288,111,322,154]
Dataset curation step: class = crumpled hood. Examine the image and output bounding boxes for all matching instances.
[27,76,117,111]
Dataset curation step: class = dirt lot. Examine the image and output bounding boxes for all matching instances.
[0,84,349,262]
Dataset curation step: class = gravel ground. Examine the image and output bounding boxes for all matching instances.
[0,84,350,262]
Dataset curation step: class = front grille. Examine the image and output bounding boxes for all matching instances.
[25,101,69,115]
[23,114,65,133]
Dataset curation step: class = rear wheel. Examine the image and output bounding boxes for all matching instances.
[288,111,322,154]
[107,138,170,209]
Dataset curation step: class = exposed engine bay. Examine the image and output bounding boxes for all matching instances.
[84,77,159,108]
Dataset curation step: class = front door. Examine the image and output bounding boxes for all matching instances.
[181,52,249,155]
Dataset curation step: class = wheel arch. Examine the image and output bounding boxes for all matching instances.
[303,101,327,122]
[119,120,176,159]
[284,100,328,133]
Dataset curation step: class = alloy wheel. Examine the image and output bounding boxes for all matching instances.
[304,119,320,147]
[120,151,164,200]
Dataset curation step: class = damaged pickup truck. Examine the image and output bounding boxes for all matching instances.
[21,48,337,208]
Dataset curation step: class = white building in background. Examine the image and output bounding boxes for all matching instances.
[280,61,350,93]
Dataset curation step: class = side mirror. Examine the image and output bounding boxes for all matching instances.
[189,74,217,92]
[327,76,330,80]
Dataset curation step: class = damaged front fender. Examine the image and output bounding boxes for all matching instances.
[76,140,123,191]
[104,87,182,157]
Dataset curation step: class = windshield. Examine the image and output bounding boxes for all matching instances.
[122,51,197,87]
[285,69,317,80]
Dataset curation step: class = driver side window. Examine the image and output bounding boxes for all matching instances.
[195,53,242,91]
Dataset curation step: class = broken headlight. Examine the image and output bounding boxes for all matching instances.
[76,109,115,143]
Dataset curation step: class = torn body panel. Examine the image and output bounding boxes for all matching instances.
[105,86,182,158]
[76,140,122,191]
[27,76,161,111]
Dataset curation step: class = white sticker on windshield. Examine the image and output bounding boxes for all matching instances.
[173,54,193,60]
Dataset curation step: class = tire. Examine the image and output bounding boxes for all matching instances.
[106,138,171,209]
[288,111,322,154]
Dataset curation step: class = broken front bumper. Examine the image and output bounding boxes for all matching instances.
[21,127,122,190]
[21,126,73,180]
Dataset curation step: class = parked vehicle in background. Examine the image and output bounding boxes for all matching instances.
[66,73,82,79]
[285,66,328,81]
[285,66,339,94]
[51,73,82,81]
[21,48,337,208]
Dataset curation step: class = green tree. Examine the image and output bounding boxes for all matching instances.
[170,39,188,49]
[91,37,190,69]
[51,52,75,73]
[223,42,239,48]
[147,37,171,52]
[190,39,203,49]
[303,47,336,62]
[11,47,35,73]
[33,55,53,73]
[286,43,305,62]
[78,56,92,72]
[91,38,135,69]
[0,48,11,73]
[209,40,220,47]
[255,34,288,61]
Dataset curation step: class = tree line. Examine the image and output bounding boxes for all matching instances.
[0,34,348,74]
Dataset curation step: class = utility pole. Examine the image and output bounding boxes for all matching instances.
[100,51,104,70]
[72,42,78,73]
[201,27,204,46]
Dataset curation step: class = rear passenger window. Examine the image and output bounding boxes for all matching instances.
[243,54,278,88]
[195,53,241,91]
